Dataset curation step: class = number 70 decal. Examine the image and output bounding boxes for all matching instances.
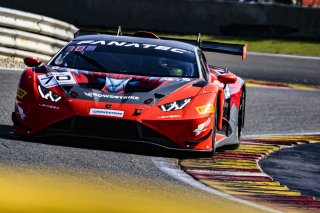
[38,72,77,88]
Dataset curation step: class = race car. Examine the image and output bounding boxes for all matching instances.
[12,29,246,155]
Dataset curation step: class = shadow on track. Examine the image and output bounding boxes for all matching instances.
[0,124,12,140]
[0,124,209,159]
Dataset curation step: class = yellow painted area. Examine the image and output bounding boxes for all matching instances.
[0,166,270,213]
[202,180,288,190]
[246,80,320,91]
[225,150,273,155]
[216,181,282,186]
[181,158,255,165]
[184,164,259,169]
[205,184,289,191]
[221,189,301,196]
[235,147,280,153]
[238,144,280,149]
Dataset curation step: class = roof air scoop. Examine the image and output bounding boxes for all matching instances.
[196,33,202,47]
[117,26,122,36]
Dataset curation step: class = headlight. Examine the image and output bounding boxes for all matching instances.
[37,85,62,102]
[159,98,192,111]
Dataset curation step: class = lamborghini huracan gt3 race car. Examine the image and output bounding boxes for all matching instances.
[12,30,246,155]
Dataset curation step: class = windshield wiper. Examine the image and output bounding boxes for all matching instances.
[74,52,108,73]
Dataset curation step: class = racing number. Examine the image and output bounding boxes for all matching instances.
[56,75,71,81]
[41,75,54,85]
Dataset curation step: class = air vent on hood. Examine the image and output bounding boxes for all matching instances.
[154,93,165,99]
[33,65,47,73]
[192,80,208,87]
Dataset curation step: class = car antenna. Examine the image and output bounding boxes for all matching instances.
[196,33,202,47]
[117,26,122,36]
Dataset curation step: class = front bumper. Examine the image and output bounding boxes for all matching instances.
[13,96,214,151]
[12,113,214,155]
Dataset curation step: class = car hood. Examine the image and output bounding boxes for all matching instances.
[36,65,201,105]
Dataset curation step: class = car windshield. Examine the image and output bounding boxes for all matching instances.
[49,40,199,78]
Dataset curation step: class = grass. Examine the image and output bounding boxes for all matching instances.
[82,28,320,56]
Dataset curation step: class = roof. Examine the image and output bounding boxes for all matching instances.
[74,34,196,52]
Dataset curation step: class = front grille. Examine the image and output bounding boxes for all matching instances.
[74,117,139,139]
[43,117,178,148]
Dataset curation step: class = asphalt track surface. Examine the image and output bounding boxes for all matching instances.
[0,53,319,211]
[260,142,320,199]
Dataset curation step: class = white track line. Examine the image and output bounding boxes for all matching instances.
[248,52,320,60]
[151,157,282,213]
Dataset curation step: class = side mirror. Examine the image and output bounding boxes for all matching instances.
[217,73,237,84]
[24,56,42,67]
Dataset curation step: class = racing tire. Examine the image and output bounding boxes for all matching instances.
[223,87,245,151]
[211,102,218,156]
[237,87,246,140]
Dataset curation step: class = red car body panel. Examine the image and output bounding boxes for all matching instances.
[13,33,246,154]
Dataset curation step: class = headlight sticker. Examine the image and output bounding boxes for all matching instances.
[159,98,192,111]
[195,104,215,115]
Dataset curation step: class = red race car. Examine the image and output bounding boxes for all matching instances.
[12,30,246,156]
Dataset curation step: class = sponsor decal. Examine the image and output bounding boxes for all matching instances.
[65,46,75,52]
[76,40,188,54]
[193,118,211,136]
[157,115,181,119]
[37,85,62,102]
[224,84,231,99]
[17,88,27,99]
[195,104,215,115]
[66,45,97,52]
[17,105,26,120]
[38,104,60,110]
[89,108,124,118]
[38,72,77,88]
[38,73,58,88]
[104,77,129,93]
[84,92,139,100]
[74,46,86,51]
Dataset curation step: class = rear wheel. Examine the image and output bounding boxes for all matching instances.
[222,88,245,151]
[211,102,218,156]
[237,88,246,140]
